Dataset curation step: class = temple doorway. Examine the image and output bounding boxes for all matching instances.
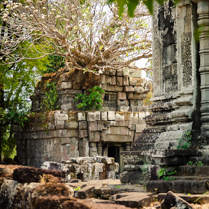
[108,145,120,164]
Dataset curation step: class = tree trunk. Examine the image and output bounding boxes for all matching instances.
[0,83,4,162]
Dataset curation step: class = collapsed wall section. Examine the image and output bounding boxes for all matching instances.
[16,68,151,168]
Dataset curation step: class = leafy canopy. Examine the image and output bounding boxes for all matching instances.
[109,0,180,16]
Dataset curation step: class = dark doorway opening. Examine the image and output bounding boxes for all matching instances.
[108,146,120,164]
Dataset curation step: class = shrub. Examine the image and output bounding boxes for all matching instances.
[75,86,104,111]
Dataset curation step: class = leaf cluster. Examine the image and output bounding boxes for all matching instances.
[75,86,105,111]
[108,0,181,16]
[177,130,192,150]
[187,160,204,167]
[157,167,176,181]
[43,54,65,74]
[42,82,59,111]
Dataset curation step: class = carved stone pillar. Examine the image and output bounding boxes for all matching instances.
[97,142,103,156]
[197,1,209,136]
[89,142,98,157]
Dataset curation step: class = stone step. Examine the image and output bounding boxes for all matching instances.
[176,166,209,177]
[146,179,209,194]
[172,176,209,180]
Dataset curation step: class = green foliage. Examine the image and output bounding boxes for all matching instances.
[177,130,192,150]
[2,127,16,160]
[74,186,81,191]
[187,160,204,167]
[157,168,176,181]
[109,0,181,16]
[42,82,59,111]
[187,161,193,166]
[0,50,48,159]
[43,54,65,73]
[75,86,105,111]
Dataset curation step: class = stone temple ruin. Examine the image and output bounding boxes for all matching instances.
[16,68,151,169]
[120,0,209,192]
[16,0,209,191]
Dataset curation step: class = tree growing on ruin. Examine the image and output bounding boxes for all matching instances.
[0,0,152,160]
[1,0,152,74]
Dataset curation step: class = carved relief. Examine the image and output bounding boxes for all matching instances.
[163,63,178,93]
[157,0,177,93]
[182,33,192,87]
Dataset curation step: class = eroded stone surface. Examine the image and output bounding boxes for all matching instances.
[41,157,119,181]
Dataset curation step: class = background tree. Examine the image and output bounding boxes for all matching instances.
[0,0,51,160]
[2,0,152,75]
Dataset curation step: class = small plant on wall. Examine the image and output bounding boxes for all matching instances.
[42,81,59,111]
[75,86,105,111]
[177,130,192,150]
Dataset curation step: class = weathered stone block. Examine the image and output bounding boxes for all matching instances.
[101,112,108,120]
[108,111,116,120]
[118,92,127,100]
[124,86,135,92]
[54,111,68,121]
[107,127,129,135]
[101,75,106,84]
[78,112,86,121]
[97,121,107,130]
[87,111,100,121]
[79,138,89,157]
[61,138,79,159]
[128,93,145,100]
[129,77,143,86]
[115,112,125,121]
[130,113,139,123]
[134,86,146,93]
[89,131,101,142]
[117,70,123,76]
[115,121,129,127]
[109,69,116,76]
[104,85,123,92]
[118,100,129,106]
[79,121,87,130]
[136,123,146,133]
[89,142,98,156]
[111,76,116,85]
[123,76,129,85]
[128,124,136,131]
[119,106,130,111]
[79,130,88,138]
[68,111,77,121]
[52,129,78,138]
[61,103,73,111]
[55,120,65,129]
[124,112,131,121]
[65,121,78,129]
[59,81,72,89]
[101,134,132,142]
[117,77,123,86]
[88,121,98,131]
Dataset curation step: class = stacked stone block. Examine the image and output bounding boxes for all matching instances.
[16,109,148,167]
[41,156,119,181]
[31,69,151,113]
[17,68,150,168]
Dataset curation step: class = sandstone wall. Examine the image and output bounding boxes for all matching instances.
[41,157,119,181]
[16,110,148,167]
[17,68,150,168]
[32,69,151,113]
[120,0,199,183]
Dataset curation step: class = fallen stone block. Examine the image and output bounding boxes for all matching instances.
[161,191,194,209]
[13,167,65,183]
